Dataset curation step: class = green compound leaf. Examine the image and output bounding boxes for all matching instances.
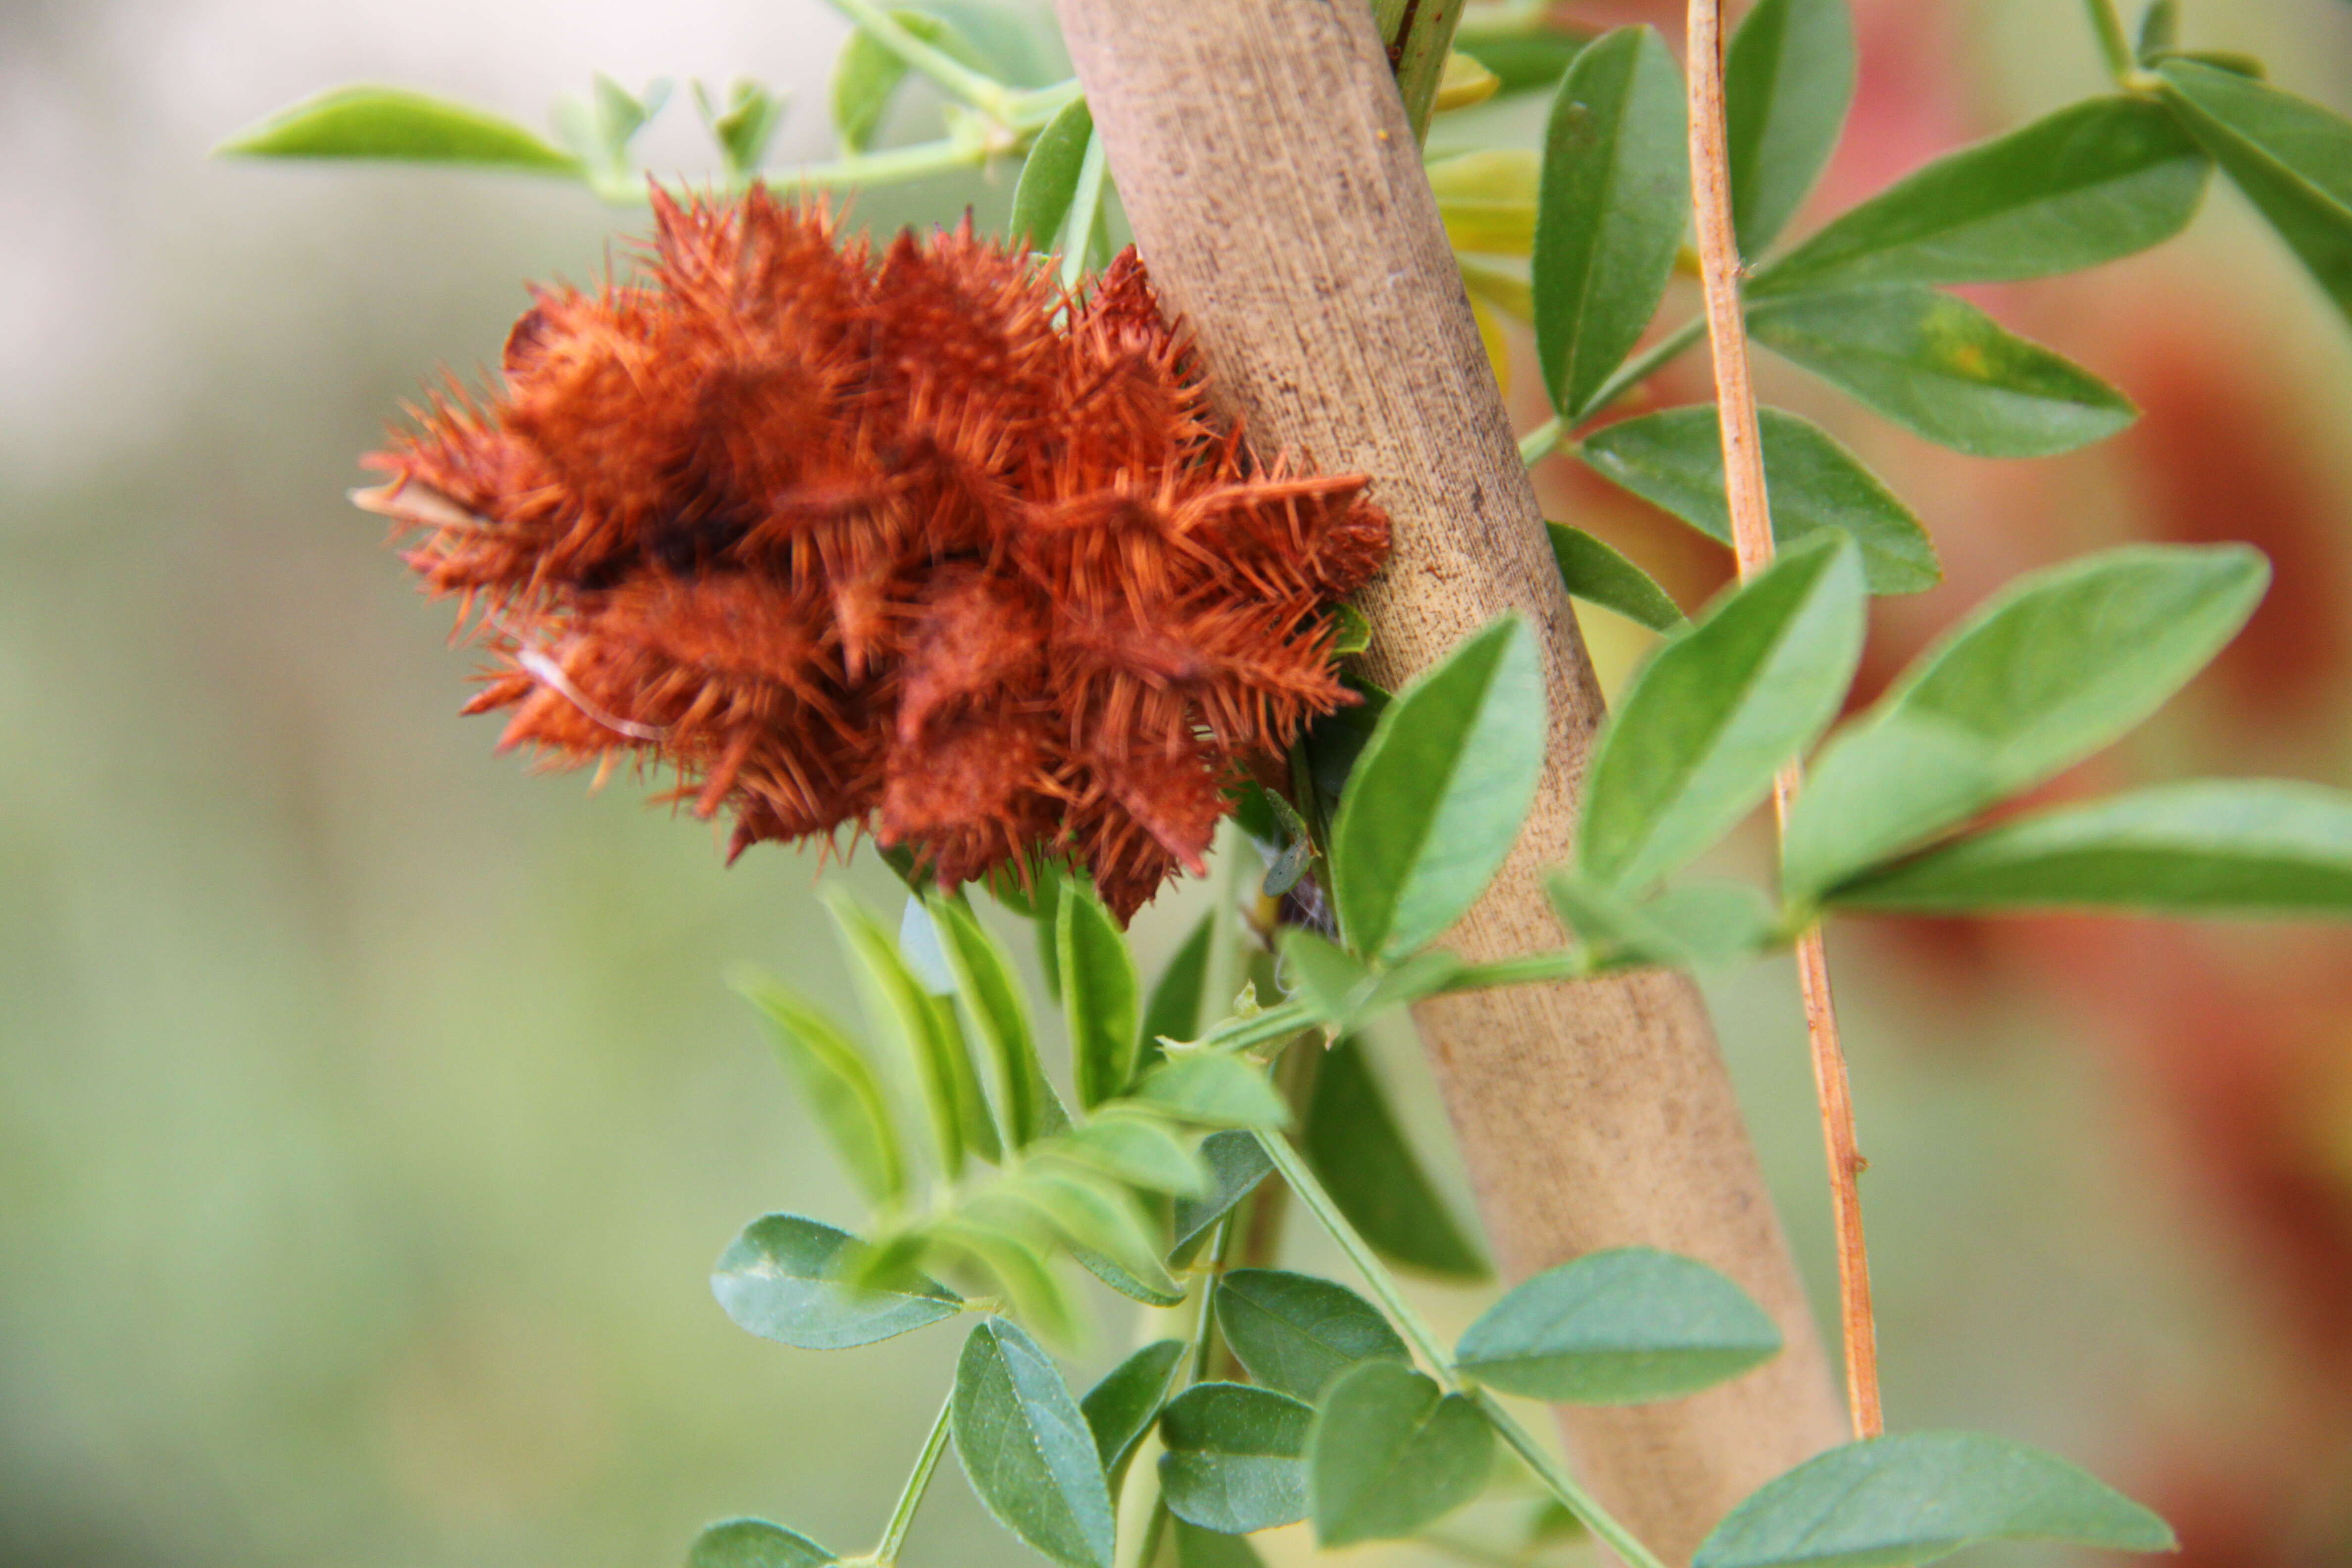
[1011,95,1095,251]
[1724,0,1857,257]
[1059,876,1141,1110]
[1214,1269,1409,1402]
[1533,27,1692,418]
[830,7,986,154]
[711,1213,961,1350]
[1692,1431,2175,1568]
[1133,1054,1290,1130]
[1577,407,1940,594]
[686,1518,833,1568]
[1157,1382,1315,1535]
[1329,617,1546,964]
[826,887,1000,1176]
[930,895,1067,1147]
[1307,1362,1493,1547]
[1081,1339,1187,1494]
[215,85,585,173]
[1748,287,2137,458]
[1302,1038,1488,1280]
[1579,534,1866,896]
[1783,543,2269,901]
[734,975,907,1207]
[953,1317,1117,1568]
[1455,1246,1782,1403]
[1751,95,2207,296]
[2158,60,2352,326]
[1169,1130,1275,1263]
[1548,523,1688,631]
[1826,780,2352,915]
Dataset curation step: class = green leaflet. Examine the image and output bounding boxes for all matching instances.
[1723,0,1857,257]
[1532,27,1692,418]
[1051,1111,1209,1198]
[1171,1519,1268,1568]
[1453,29,1595,94]
[691,80,787,181]
[1277,928,1463,1034]
[929,895,1067,1147]
[1169,1130,1276,1263]
[826,887,1000,1176]
[1214,1269,1409,1401]
[1453,1246,1782,1403]
[830,7,987,153]
[1692,1432,2175,1568]
[1132,1054,1289,1130]
[215,85,585,173]
[1139,911,1215,1064]
[1578,535,1866,896]
[1328,617,1546,964]
[1080,1339,1187,1494]
[1548,524,1689,631]
[2158,60,2352,326]
[1576,407,1940,594]
[928,1219,1087,1349]
[1750,96,2208,295]
[1547,875,1781,970]
[1059,877,1141,1109]
[953,1318,1117,1568]
[1747,287,2137,457]
[1783,543,2269,901]
[1157,1382,1315,1535]
[686,1519,833,1568]
[1306,1362,1493,1547]
[1301,1038,1488,1280]
[1825,779,2352,915]
[735,975,907,1207]
[1010,95,1095,251]
[711,1214,960,1350]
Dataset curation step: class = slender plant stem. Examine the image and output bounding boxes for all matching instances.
[1251,1128,1670,1568]
[2084,0,2138,81]
[1518,316,1712,469]
[871,1386,956,1565]
[1684,0,1883,1441]
[825,0,1022,122]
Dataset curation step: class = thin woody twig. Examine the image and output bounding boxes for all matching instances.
[1683,0,1884,1441]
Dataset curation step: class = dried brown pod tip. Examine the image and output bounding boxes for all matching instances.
[360,187,1389,920]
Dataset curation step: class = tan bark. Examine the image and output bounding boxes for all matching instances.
[1052,2,1847,1557]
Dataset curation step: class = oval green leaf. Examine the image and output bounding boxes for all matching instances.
[1011,95,1096,252]
[1059,877,1141,1109]
[1329,616,1546,964]
[1826,779,2352,915]
[1052,1111,1208,1198]
[1724,0,1857,257]
[1577,407,1940,594]
[1306,1362,1493,1547]
[830,9,984,154]
[1548,523,1689,631]
[1748,287,2136,457]
[1533,27,1692,418]
[953,1317,1117,1568]
[711,1214,961,1351]
[1454,1246,1781,1403]
[1157,1382,1315,1535]
[686,1518,833,1568]
[1783,543,2270,900]
[1215,1269,1409,1402]
[1081,1339,1187,1494]
[734,975,907,1207]
[215,85,584,173]
[1301,1038,1488,1280]
[930,895,1067,1147]
[1579,534,1866,896]
[1691,1431,2175,1568]
[1751,96,2208,296]
[1133,1054,1288,1130]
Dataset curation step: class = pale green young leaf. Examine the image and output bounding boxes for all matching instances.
[1010,96,1095,251]
[1329,617,1546,964]
[831,8,984,154]
[1783,544,2269,900]
[1052,1111,1208,1198]
[1013,1168,1180,1302]
[1579,535,1866,895]
[1157,1382,1315,1535]
[2158,60,2352,326]
[1307,1362,1492,1547]
[686,1519,833,1568]
[1215,1269,1408,1402]
[1825,780,2352,915]
[1691,1432,2175,1568]
[930,895,1067,1147]
[1723,0,1856,257]
[931,1220,1086,1349]
[1548,875,1781,969]
[1748,287,2137,457]
[711,1214,960,1350]
[826,887,1000,1176]
[1134,1054,1289,1130]
[1169,1131,1275,1263]
[1533,27,1691,417]
[1059,877,1141,1109]
[733,975,907,1207]
[1081,1340,1187,1494]
[215,85,584,173]
[691,80,787,179]
[1577,407,1940,593]
[953,1317,1117,1568]
[1454,1246,1782,1403]
[1548,524,1689,631]
[1750,96,2207,295]
[1302,1039,1488,1280]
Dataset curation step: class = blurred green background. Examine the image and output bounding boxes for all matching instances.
[5,1,2352,1564]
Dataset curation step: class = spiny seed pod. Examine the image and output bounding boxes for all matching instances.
[358,187,1389,919]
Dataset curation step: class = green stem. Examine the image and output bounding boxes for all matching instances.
[1441,949,1595,992]
[1058,127,1111,292]
[759,135,992,194]
[1572,316,1709,427]
[826,0,1021,122]
[1517,417,1564,466]
[1192,999,1312,1056]
[2084,0,2137,82]
[872,1386,956,1565]
[1252,1128,1671,1568]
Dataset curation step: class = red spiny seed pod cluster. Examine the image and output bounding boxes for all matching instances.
[360,187,1389,919]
